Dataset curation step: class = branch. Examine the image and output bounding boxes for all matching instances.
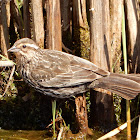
[0,54,16,66]
[0,61,14,67]
[97,115,140,140]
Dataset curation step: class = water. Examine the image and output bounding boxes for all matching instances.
[0,129,47,140]
[0,128,131,140]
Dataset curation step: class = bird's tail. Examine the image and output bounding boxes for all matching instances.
[89,73,140,100]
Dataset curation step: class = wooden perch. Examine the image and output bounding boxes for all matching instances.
[0,61,14,67]
[0,54,16,66]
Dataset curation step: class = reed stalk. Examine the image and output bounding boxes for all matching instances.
[122,4,131,140]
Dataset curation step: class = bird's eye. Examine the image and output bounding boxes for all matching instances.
[23,45,26,48]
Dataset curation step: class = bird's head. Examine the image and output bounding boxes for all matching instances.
[8,38,39,58]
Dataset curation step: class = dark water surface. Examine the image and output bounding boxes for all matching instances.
[0,129,131,140]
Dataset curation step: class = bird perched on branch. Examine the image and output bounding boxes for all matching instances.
[8,38,140,100]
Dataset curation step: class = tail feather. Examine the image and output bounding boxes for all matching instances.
[89,73,140,100]
[109,86,139,99]
[112,73,140,84]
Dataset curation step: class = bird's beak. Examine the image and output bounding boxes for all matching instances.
[8,46,20,52]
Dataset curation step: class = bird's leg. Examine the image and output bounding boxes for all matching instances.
[52,100,56,138]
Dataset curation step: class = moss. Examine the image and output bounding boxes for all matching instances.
[72,23,90,60]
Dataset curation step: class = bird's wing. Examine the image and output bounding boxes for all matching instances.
[30,66,102,88]
[30,50,109,88]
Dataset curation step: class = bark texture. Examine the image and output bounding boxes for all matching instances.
[0,1,10,58]
[23,0,31,38]
[31,0,44,48]
[110,0,123,73]
[45,0,62,51]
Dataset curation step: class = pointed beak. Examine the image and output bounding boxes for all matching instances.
[8,46,20,52]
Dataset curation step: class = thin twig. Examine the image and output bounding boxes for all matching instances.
[57,127,63,140]
[62,43,72,53]
[46,117,63,128]
[2,65,15,96]
[97,115,140,140]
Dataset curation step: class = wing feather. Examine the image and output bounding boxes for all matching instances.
[29,50,108,88]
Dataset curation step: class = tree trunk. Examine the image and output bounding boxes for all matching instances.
[72,0,90,59]
[110,0,123,73]
[10,0,24,38]
[60,0,70,32]
[23,0,31,38]
[75,94,88,134]
[0,1,10,58]
[90,0,111,69]
[125,0,140,73]
[31,0,44,48]
[73,0,87,28]
[60,0,72,51]
[89,0,115,131]
[45,0,62,51]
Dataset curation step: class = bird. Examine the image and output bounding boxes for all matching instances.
[8,38,140,100]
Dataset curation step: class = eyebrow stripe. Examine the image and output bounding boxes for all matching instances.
[20,43,39,49]
[28,44,39,49]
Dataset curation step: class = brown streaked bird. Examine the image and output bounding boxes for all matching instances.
[8,38,140,100]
